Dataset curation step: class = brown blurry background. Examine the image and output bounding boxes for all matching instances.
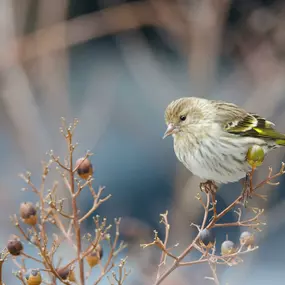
[1,0,285,284]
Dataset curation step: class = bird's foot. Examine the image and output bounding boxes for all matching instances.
[200,180,218,220]
[200,180,218,194]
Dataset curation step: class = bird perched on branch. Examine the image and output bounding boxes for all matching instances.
[163,97,285,184]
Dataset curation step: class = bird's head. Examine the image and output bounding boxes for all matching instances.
[163,97,209,139]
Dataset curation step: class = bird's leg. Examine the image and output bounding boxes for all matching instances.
[241,168,255,206]
[241,173,250,207]
[200,180,218,220]
[248,167,255,194]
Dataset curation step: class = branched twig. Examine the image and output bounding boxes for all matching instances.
[94,219,124,285]
[206,261,219,285]
[79,186,111,224]
[142,163,285,285]
[7,119,128,285]
[153,211,176,282]
[107,257,130,285]
[50,154,70,172]
[213,208,265,229]
[75,177,94,198]
[63,120,85,285]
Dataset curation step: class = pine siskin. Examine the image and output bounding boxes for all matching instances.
[163,97,285,184]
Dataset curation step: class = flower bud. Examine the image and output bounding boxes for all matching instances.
[56,267,76,282]
[247,145,265,168]
[240,231,255,248]
[221,240,236,256]
[76,158,93,180]
[7,235,23,256]
[86,245,103,268]
[25,269,42,285]
[198,229,215,248]
[20,202,37,226]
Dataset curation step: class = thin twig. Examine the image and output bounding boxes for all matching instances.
[75,178,94,198]
[93,219,122,285]
[0,251,9,285]
[22,252,43,264]
[155,211,171,281]
[66,129,85,285]
[50,155,70,171]
[154,193,210,285]
[207,261,219,285]
[52,213,76,249]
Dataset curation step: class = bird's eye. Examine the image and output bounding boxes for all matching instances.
[180,115,187,121]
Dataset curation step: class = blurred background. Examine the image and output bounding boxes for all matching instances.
[1,0,285,284]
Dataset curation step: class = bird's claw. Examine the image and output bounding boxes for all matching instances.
[200,180,217,194]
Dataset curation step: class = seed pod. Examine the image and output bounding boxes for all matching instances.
[7,235,23,256]
[20,202,37,226]
[198,229,215,248]
[221,240,236,256]
[240,231,255,248]
[25,269,42,285]
[76,158,93,180]
[86,245,103,268]
[56,267,76,282]
[247,145,265,168]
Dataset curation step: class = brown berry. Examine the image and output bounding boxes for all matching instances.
[20,202,37,226]
[86,245,103,268]
[56,267,76,282]
[25,269,42,285]
[7,235,23,256]
[76,158,93,180]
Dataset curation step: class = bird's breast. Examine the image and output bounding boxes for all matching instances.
[173,134,265,183]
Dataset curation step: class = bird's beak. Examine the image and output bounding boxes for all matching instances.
[163,123,178,139]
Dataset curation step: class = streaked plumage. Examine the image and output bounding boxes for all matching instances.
[163,97,285,184]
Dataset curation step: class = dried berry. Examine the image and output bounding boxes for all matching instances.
[221,240,236,256]
[56,267,75,282]
[7,235,23,256]
[20,202,37,226]
[86,245,103,268]
[76,158,93,180]
[25,269,42,285]
[199,229,215,248]
[247,145,265,168]
[240,231,255,248]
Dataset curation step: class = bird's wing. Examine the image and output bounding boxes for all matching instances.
[224,113,285,140]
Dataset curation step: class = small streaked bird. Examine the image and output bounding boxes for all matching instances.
[163,97,285,184]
